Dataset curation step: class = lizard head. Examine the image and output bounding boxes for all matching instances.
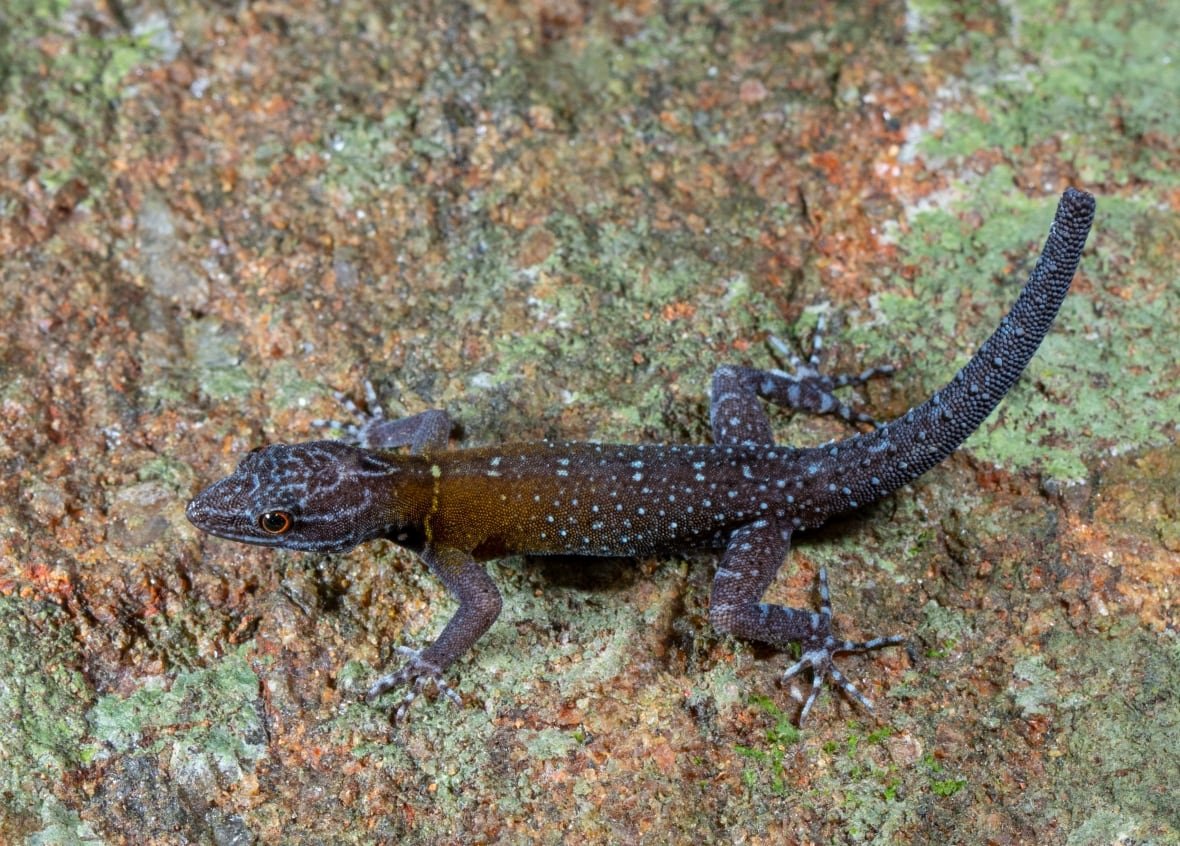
[186,440,401,553]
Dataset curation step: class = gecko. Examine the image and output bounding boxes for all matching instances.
[186,188,1095,724]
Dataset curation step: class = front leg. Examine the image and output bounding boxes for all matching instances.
[368,544,503,721]
[351,408,452,454]
[709,520,904,724]
[313,380,453,453]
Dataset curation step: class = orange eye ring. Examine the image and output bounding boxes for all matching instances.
[258,511,293,534]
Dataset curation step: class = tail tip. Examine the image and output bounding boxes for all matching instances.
[1060,186,1096,217]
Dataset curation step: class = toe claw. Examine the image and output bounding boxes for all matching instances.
[798,671,824,724]
[782,656,808,680]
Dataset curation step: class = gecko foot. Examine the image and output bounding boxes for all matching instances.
[310,380,385,446]
[783,568,905,724]
[767,313,895,428]
[311,384,451,452]
[366,646,462,722]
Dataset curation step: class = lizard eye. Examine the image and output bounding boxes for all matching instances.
[258,511,293,534]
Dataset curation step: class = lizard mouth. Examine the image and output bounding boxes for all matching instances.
[185,485,365,553]
[184,481,285,547]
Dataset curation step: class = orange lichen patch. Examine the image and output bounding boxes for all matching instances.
[658,109,684,132]
[1063,447,1180,632]
[4,564,73,603]
[809,151,845,187]
[555,703,585,727]
[739,78,769,104]
[516,224,556,267]
[1115,548,1178,631]
[661,301,696,321]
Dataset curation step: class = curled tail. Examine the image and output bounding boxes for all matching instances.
[802,188,1096,522]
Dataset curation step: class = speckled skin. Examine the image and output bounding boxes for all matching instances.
[187,189,1095,723]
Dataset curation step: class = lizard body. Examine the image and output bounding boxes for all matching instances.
[187,188,1095,722]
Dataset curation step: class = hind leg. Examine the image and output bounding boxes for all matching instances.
[709,521,905,724]
[709,323,891,442]
[763,313,894,426]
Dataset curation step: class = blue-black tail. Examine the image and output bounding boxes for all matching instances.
[801,188,1096,522]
